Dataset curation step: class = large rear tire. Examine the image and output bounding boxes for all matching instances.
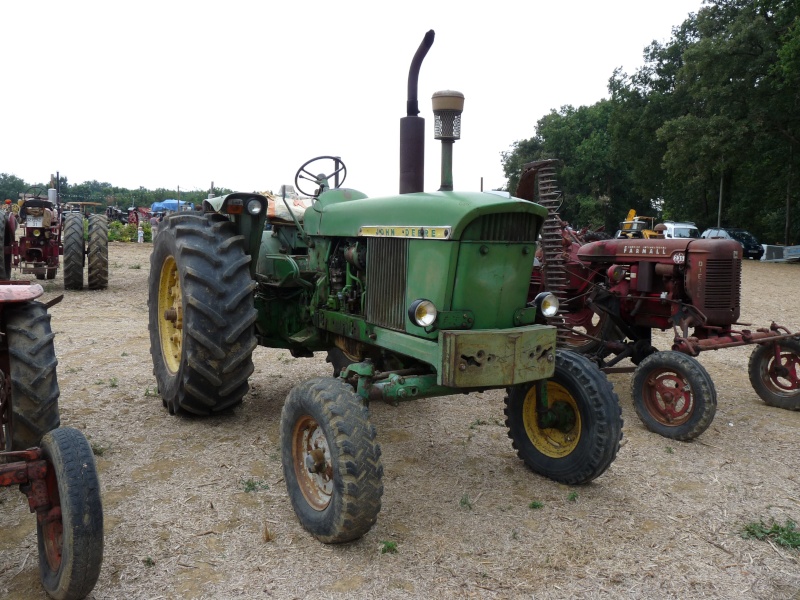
[281,377,383,543]
[557,308,622,358]
[37,427,103,600]
[5,301,60,450]
[504,350,623,485]
[747,338,800,410]
[87,214,108,290]
[63,214,85,291]
[148,213,257,415]
[632,351,716,441]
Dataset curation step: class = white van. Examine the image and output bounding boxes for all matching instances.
[662,221,701,239]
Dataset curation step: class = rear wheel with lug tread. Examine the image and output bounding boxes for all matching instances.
[4,301,60,451]
[148,212,257,415]
[87,214,108,290]
[62,213,85,290]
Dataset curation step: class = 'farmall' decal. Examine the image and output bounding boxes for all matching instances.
[621,245,668,256]
[358,226,452,240]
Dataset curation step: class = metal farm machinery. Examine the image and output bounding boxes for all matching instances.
[521,159,800,441]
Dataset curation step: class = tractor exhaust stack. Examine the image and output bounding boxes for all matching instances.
[399,30,435,194]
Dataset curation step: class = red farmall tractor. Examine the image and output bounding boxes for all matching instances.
[8,188,109,291]
[521,160,800,441]
[0,280,103,599]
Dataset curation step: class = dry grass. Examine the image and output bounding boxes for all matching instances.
[1,243,799,599]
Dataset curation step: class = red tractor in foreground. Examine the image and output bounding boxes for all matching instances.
[0,281,103,600]
[521,160,800,441]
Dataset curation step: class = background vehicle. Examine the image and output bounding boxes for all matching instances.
[7,185,110,290]
[662,220,700,239]
[701,227,764,260]
[0,281,103,600]
[148,31,623,544]
[523,160,799,442]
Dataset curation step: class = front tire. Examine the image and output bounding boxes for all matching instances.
[504,350,623,485]
[62,214,85,291]
[148,213,257,415]
[632,351,716,440]
[281,377,383,543]
[37,427,103,600]
[6,301,60,450]
[87,214,108,290]
[748,338,800,410]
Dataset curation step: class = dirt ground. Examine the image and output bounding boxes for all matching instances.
[1,241,799,600]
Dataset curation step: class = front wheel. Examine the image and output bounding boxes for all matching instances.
[148,213,257,415]
[504,350,623,485]
[748,338,800,410]
[632,351,716,441]
[37,427,103,600]
[281,377,383,543]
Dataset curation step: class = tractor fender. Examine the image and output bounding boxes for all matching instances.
[0,282,44,301]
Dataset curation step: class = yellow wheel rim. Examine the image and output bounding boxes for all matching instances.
[522,382,581,458]
[157,256,183,374]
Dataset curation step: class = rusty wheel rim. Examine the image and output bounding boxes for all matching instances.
[41,466,64,572]
[292,415,334,511]
[765,348,800,394]
[157,255,182,375]
[642,369,694,425]
[522,382,581,458]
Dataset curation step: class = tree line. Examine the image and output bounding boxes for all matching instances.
[0,173,234,211]
[501,0,799,246]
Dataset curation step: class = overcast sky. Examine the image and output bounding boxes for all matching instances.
[2,1,703,199]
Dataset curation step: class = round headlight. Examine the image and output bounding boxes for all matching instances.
[408,299,437,327]
[534,292,559,318]
[33,229,41,237]
[247,199,262,215]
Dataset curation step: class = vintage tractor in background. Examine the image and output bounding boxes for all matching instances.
[521,159,800,441]
[0,281,103,600]
[148,31,623,544]
[107,205,150,226]
[7,184,109,291]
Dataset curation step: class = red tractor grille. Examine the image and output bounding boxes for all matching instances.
[695,257,741,324]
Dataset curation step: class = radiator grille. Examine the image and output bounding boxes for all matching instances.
[703,258,741,310]
[465,213,539,242]
[365,238,408,330]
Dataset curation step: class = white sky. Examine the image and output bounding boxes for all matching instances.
[2,1,703,199]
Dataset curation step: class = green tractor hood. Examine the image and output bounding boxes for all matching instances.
[302,189,547,240]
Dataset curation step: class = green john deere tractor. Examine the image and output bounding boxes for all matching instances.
[148,31,623,544]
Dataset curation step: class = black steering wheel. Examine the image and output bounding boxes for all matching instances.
[294,156,347,198]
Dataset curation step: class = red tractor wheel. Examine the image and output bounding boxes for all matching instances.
[631,351,717,441]
[748,338,800,410]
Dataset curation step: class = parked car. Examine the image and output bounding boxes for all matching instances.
[701,227,764,260]
[662,221,701,239]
